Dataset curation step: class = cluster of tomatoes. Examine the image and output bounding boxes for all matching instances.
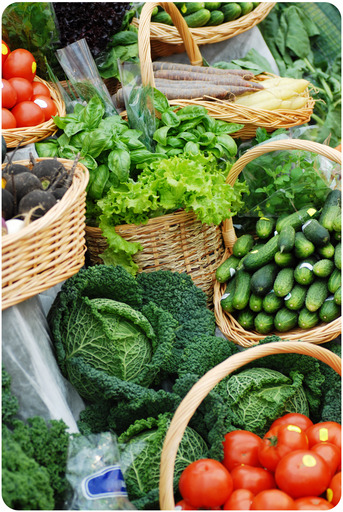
[176,414,341,510]
[2,41,57,129]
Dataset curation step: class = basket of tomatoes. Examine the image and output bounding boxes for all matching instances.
[159,341,341,510]
[1,41,65,148]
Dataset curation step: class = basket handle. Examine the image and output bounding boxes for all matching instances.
[222,139,342,249]
[138,2,203,88]
[159,340,342,510]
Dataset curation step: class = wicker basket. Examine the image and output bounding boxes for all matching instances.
[85,209,224,303]
[132,2,314,140]
[132,2,276,58]
[2,76,66,148]
[2,158,89,310]
[213,139,342,346]
[159,340,342,509]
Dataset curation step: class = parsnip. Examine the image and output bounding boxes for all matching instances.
[234,79,309,107]
[279,96,308,110]
[260,77,309,90]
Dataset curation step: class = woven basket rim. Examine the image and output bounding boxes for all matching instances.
[2,76,66,146]
[2,158,89,246]
[133,2,276,45]
[159,340,342,509]
[214,139,341,346]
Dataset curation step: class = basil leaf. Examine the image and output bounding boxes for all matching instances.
[64,122,86,137]
[161,109,180,127]
[79,95,105,129]
[153,126,171,146]
[184,142,200,155]
[88,164,110,200]
[82,129,113,158]
[176,105,207,121]
[108,148,131,183]
[177,132,198,142]
[199,132,216,146]
[35,141,59,158]
[80,155,98,170]
[216,134,237,156]
[166,136,184,148]
[152,88,170,113]
[213,120,244,135]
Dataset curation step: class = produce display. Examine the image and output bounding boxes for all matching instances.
[217,190,342,333]
[1,43,58,129]
[175,414,341,509]
[1,2,341,511]
[150,2,260,27]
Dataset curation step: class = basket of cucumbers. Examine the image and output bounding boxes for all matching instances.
[132,2,275,57]
[213,139,341,347]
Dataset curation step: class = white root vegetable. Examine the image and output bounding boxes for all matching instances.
[234,78,310,108]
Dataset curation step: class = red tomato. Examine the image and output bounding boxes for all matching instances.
[8,77,33,103]
[11,101,44,127]
[223,430,263,471]
[258,424,309,472]
[179,459,233,509]
[275,450,331,499]
[32,95,57,121]
[2,48,37,81]
[311,442,341,478]
[326,472,341,507]
[1,79,17,108]
[2,40,10,66]
[2,108,16,129]
[175,499,196,510]
[306,422,341,450]
[294,496,334,509]
[230,465,275,496]
[223,489,254,510]
[270,413,313,432]
[31,81,51,97]
[251,489,296,510]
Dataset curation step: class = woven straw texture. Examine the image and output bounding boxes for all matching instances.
[2,76,66,148]
[134,2,314,140]
[159,340,342,509]
[86,210,224,303]
[2,158,89,310]
[214,139,341,346]
[132,2,276,57]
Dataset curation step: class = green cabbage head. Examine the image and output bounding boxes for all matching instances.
[217,367,309,437]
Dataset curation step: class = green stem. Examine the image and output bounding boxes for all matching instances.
[311,113,325,126]
[303,57,333,103]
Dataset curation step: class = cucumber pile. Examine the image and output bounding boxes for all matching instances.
[151,2,259,28]
[216,190,342,334]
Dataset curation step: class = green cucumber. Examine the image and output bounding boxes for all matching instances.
[237,309,255,330]
[220,275,237,313]
[333,231,341,242]
[319,297,341,323]
[334,286,341,305]
[328,268,341,294]
[243,235,279,271]
[278,225,295,253]
[205,2,222,10]
[152,11,173,24]
[274,308,298,332]
[273,268,294,298]
[238,2,254,15]
[305,279,329,312]
[294,231,315,259]
[216,254,240,283]
[298,308,319,329]
[183,8,211,26]
[249,293,263,312]
[254,311,274,334]
[232,270,251,310]
[319,189,341,231]
[250,263,278,296]
[284,284,307,311]
[274,251,296,268]
[276,207,317,233]
[333,212,341,232]
[294,257,317,286]
[181,2,205,14]
[252,1,260,6]
[313,259,335,278]
[220,2,242,21]
[317,242,335,259]
[302,218,330,247]
[256,216,275,239]
[334,242,341,269]
[206,9,224,25]
[232,234,255,258]
[262,290,283,314]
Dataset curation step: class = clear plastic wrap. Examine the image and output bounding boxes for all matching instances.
[64,432,136,510]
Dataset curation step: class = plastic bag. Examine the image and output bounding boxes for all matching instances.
[55,38,117,116]
[64,432,136,510]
